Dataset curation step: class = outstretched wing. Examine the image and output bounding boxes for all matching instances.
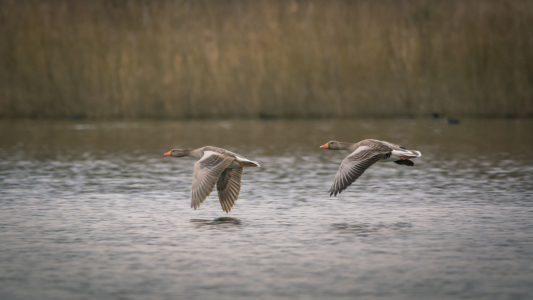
[216,168,243,213]
[191,152,235,209]
[361,139,404,151]
[329,146,386,196]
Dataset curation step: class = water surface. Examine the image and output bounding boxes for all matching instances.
[1,119,532,300]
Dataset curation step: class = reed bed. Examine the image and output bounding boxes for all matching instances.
[0,0,532,119]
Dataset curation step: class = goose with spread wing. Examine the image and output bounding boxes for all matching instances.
[320,140,421,196]
[164,146,259,213]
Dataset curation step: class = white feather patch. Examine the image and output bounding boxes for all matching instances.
[199,151,218,161]
[352,145,374,155]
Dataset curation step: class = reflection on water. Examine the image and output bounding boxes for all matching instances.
[0,119,532,300]
[191,217,242,226]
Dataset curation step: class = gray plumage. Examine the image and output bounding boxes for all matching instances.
[217,168,243,213]
[165,146,259,213]
[320,139,422,196]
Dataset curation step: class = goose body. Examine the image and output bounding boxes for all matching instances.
[164,146,259,213]
[320,139,421,196]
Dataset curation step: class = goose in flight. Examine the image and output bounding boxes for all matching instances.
[320,140,421,196]
[164,146,259,213]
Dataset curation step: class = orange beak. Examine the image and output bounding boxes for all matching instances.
[164,151,171,156]
[320,143,329,149]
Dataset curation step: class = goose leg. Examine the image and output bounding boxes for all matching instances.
[394,160,414,167]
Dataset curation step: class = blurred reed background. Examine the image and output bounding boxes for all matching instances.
[0,0,532,119]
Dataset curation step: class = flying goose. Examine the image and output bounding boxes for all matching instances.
[164,146,259,213]
[320,139,421,196]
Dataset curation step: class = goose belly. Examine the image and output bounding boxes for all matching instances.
[227,156,260,168]
[379,150,421,163]
[379,156,398,163]
[227,160,244,169]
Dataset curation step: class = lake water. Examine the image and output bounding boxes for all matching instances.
[0,119,532,300]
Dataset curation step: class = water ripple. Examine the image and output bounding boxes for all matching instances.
[0,119,532,300]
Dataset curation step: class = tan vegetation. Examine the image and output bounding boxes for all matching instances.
[1,0,532,119]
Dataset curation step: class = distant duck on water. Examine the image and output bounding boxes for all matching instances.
[164,146,260,213]
[320,139,422,196]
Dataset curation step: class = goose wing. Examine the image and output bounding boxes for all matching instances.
[191,151,235,210]
[216,168,243,213]
[329,146,387,196]
[361,139,409,151]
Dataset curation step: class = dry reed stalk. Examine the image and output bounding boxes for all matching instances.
[0,0,532,119]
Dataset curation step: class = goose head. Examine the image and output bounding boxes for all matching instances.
[320,141,349,150]
[164,149,190,157]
